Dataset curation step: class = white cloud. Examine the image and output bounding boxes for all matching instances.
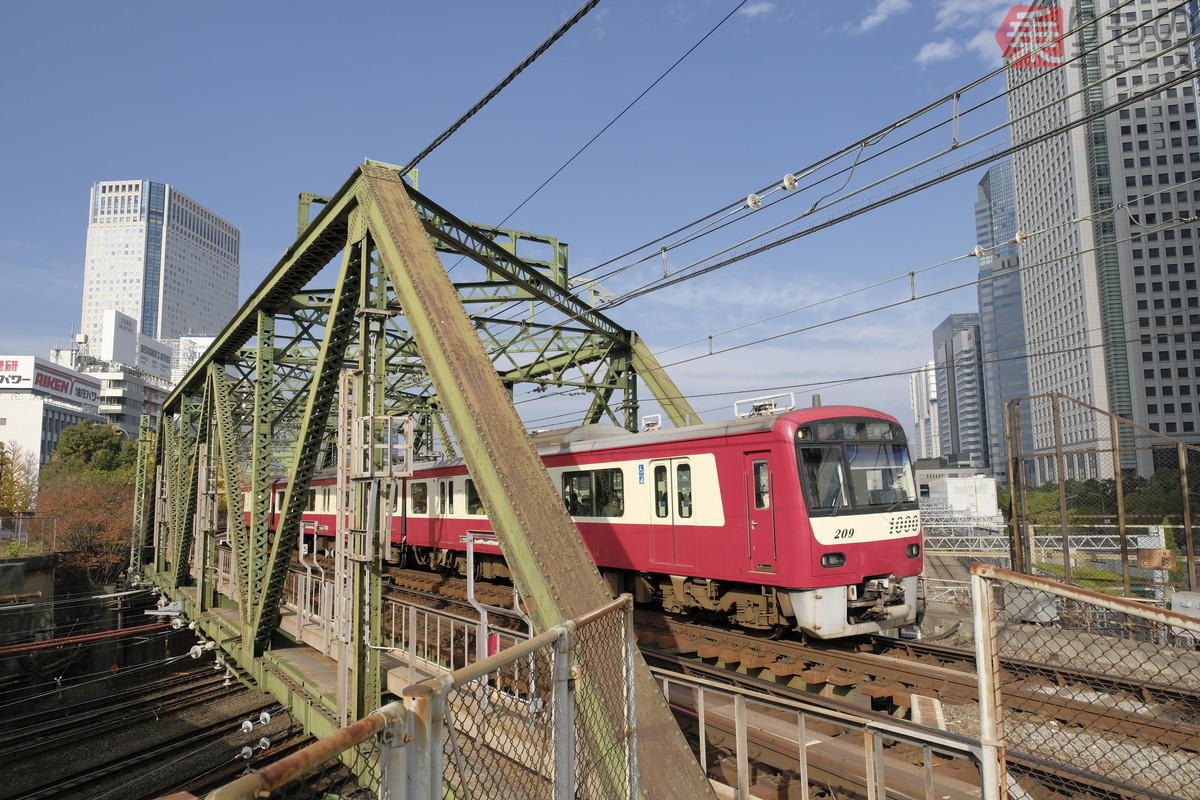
[857,0,913,33]
[933,0,1013,31]
[914,38,961,66]
[739,2,775,19]
[966,27,1003,65]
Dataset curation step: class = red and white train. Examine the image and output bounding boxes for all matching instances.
[252,403,922,639]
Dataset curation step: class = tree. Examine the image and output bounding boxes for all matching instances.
[42,422,136,479]
[37,422,139,587]
[0,441,36,513]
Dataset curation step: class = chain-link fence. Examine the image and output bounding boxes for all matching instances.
[972,563,1200,800]
[924,393,1200,622]
[206,594,636,800]
[1007,393,1199,597]
[0,515,55,557]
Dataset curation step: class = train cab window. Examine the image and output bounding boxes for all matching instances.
[845,443,916,508]
[752,461,770,509]
[466,479,485,515]
[653,466,668,518]
[563,472,593,516]
[799,446,849,512]
[595,469,624,517]
[439,480,454,514]
[676,464,693,518]
[410,482,429,514]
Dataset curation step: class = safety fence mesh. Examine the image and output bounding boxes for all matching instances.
[437,602,635,800]
[974,565,1200,800]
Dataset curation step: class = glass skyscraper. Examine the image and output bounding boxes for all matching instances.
[976,162,1030,486]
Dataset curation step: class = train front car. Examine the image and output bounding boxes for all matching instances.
[782,408,922,638]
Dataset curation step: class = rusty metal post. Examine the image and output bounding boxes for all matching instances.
[1179,442,1197,592]
[1051,393,1072,583]
[1004,400,1030,572]
[1113,414,1131,596]
[402,684,437,800]
[970,565,1007,800]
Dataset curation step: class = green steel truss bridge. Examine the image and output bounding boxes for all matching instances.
[131,161,712,796]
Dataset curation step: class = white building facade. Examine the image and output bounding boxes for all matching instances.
[0,357,104,466]
[1006,2,1200,479]
[908,361,941,460]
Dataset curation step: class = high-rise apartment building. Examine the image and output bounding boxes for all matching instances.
[975,161,1031,485]
[81,181,239,349]
[933,313,988,468]
[1005,1,1200,479]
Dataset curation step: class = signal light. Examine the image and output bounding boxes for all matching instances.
[820,552,846,568]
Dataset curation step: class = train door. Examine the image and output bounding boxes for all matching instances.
[744,452,776,572]
[648,458,695,567]
[435,477,454,544]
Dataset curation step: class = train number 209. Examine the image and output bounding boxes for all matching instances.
[833,528,856,540]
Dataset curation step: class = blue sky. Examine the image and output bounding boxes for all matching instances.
[0,0,1022,432]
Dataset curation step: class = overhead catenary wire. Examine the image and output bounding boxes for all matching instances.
[515,183,1200,427]
[401,0,603,174]
[478,0,1192,336]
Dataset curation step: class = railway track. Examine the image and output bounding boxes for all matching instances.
[303,565,1200,797]
[0,663,300,800]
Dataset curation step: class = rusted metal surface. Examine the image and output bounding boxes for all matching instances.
[972,563,1200,630]
[357,165,715,798]
[207,702,405,800]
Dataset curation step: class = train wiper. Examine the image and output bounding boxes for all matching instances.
[830,490,844,516]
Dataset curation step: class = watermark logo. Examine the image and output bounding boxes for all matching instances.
[996,6,1066,68]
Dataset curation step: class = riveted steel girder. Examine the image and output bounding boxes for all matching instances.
[139,162,710,797]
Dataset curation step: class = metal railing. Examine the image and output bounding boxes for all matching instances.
[657,667,992,800]
[208,594,637,800]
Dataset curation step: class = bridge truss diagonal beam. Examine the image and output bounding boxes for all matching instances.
[136,161,712,798]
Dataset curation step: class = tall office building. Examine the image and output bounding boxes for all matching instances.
[1005,1,1200,480]
[933,313,988,468]
[908,361,941,460]
[975,162,1031,486]
[81,181,239,349]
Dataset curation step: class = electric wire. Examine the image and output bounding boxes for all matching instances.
[471,1,1194,335]
[514,186,1200,427]
[401,0,603,174]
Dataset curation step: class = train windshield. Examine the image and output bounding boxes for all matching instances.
[795,418,917,515]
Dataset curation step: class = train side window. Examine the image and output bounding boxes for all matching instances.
[676,463,693,519]
[562,472,593,516]
[654,466,669,518]
[753,460,770,509]
[307,489,316,512]
[595,468,624,517]
[439,480,454,514]
[411,482,429,514]
[466,479,485,515]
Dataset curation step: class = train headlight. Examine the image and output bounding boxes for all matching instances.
[906,543,921,558]
[820,552,846,568]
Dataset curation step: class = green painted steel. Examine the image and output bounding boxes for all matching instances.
[136,161,711,796]
[129,414,155,576]
[247,241,363,652]
[357,165,713,798]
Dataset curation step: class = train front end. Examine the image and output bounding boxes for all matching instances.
[788,413,922,638]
